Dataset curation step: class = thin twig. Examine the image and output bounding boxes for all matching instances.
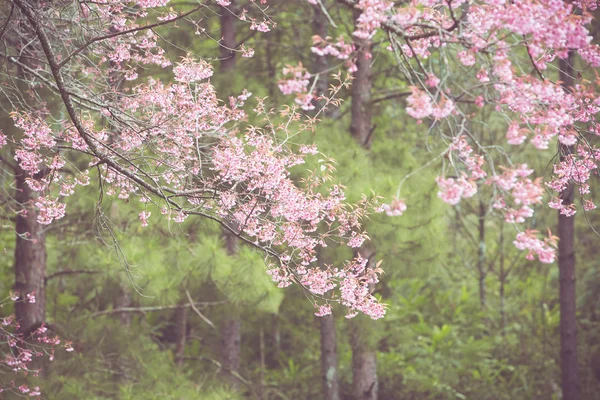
[185,289,216,329]
[91,301,226,317]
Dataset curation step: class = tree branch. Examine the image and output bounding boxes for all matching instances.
[57,5,205,70]
[45,269,100,282]
[185,289,216,329]
[91,301,226,317]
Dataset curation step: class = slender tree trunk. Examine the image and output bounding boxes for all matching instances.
[220,318,241,388]
[220,1,236,72]
[320,314,340,400]
[271,314,281,357]
[348,10,377,397]
[174,303,188,368]
[14,167,46,338]
[349,248,378,400]
[558,51,579,400]
[259,327,266,398]
[499,229,506,336]
[311,6,342,399]
[477,199,486,308]
[220,225,242,388]
[12,15,48,344]
[114,283,132,326]
[350,9,373,147]
[312,0,335,117]
[351,323,378,400]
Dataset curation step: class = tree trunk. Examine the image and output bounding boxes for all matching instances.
[558,51,579,400]
[14,167,46,338]
[320,314,340,400]
[271,314,281,358]
[477,199,486,308]
[114,283,132,326]
[174,304,188,368]
[259,327,266,398]
[350,9,373,148]
[220,1,236,72]
[312,0,334,116]
[499,228,506,336]
[349,10,377,394]
[313,8,341,395]
[220,225,242,388]
[220,318,241,388]
[351,324,378,400]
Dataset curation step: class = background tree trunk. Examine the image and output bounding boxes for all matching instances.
[220,225,242,388]
[14,166,46,337]
[350,9,373,148]
[114,283,132,326]
[220,1,236,72]
[320,314,340,400]
[558,51,579,400]
[477,199,486,308]
[220,318,241,388]
[174,303,188,368]
[348,9,377,398]
[351,323,378,400]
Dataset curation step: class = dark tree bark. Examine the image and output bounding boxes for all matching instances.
[320,314,340,400]
[499,228,506,335]
[271,314,281,357]
[220,1,236,72]
[11,3,48,342]
[348,10,377,397]
[350,9,373,148]
[349,247,378,400]
[220,224,242,388]
[312,1,333,116]
[312,5,342,399]
[259,327,266,398]
[174,303,188,368]
[351,324,378,400]
[14,166,46,338]
[220,318,241,388]
[114,283,133,326]
[558,51,579,400]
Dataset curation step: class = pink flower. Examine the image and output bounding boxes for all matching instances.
[35,197,66,225]
[425,73,440,87]
[513,230,557,264]
[315,304,332,317]
[406,87,433,119]
[382,198,407,216]
[506,122,527,145]
[173,56,213,82]
[139,211,151,227]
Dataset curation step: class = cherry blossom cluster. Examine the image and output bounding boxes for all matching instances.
[310,0,600,263]
[435,138,553,262]
[547,147,599,216]
[301,256,386,319]
[2,0,385,321]
[381,197,407,217]
[320,0,600,218]
[353,0,393,39]
[8,113,91,225]
[311,35,353,60]
[278,63,315,111]
[488,165,544,224]
[210,128,384,318]
[513,230,558,264]
[0,294,72,398]
[405,86,455,120]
